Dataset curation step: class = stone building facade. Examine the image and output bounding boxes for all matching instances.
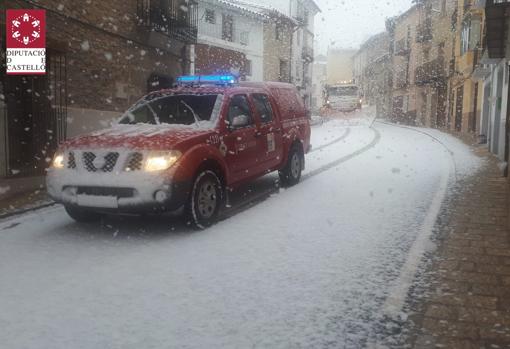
[262,11,294,83]
[413,0,456,128]
[448,0,484,134]
[387,5,421,124]
[353,32,392,117]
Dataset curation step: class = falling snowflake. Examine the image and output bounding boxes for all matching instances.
[80,40,90,51]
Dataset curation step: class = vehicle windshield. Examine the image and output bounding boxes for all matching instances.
[328,86,359,96]
[118,94,223,127]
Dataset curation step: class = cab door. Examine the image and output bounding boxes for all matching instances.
[222,94,260,183]
[251,93,284,170]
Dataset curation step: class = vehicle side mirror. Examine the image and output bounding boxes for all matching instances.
[231,115,250,128]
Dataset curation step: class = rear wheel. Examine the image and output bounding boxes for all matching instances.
[279,144,303,187]
[185,170,223,229]
[65,206,102,223]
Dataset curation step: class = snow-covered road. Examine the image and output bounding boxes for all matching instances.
[0,110,482,349]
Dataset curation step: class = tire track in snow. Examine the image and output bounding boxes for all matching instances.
[375,120,458,181]
[309,127,351,154]
[303,127,381,181]
[223,127,381,220]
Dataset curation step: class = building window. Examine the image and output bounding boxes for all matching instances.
[279,60,288,81]
[460,23,470,54]
[461,18,481,55]
[423,47,430,61]
[205,9,216,24]
[240,31,249,46]
[403,95,409,113]
[275,25,283,41]
[455,86,464,131]
[228,95,253,128]
[441,0,447,15]
[252,94,274,123]
[222,14,234,42]
[137,0,198,43]
[245,60,252,76]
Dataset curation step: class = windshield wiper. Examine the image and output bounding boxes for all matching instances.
[146,104,160,124]
[181,100,202,127]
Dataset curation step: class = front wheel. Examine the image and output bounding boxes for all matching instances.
[185,170,224,229]
[65,206,103,223]
[279,144,303,187]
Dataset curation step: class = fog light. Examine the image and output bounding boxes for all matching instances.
[155,190,168,203]
[64,187,77,196]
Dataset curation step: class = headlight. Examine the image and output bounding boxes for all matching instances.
[144,151,181,172]
[52,151,65,169]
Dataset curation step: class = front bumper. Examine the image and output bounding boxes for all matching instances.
[331,104,359,111]
[46,168,191,213]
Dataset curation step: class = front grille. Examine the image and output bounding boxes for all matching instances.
[82,152,120,172]
[83,152,97,172]
[68,152,76,169]
[103,153,119,172]
[125,153,144,172]
[75,186,135,198]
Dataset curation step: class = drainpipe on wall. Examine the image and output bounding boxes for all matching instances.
[0,80,6,178]
[0,101,6,178]
[504,63,510,177]
[190,44,196,75]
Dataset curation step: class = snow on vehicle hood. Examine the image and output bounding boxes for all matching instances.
[64,124,214,150]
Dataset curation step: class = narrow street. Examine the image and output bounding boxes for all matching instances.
[0,109,482,348]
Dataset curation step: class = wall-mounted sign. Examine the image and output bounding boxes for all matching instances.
[6,9,46,75]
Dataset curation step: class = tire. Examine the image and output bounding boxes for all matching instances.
[65,206,102,223]
[185,170,224,229]
[279,144,303,187]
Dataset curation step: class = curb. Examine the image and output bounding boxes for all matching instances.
[0,202,57,221]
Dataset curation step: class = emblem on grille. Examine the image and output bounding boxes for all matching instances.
[92,156,106,169]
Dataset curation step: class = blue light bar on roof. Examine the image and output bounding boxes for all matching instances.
[176,74,238,86]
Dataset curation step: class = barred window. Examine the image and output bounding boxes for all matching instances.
[205,9,215,24]
[240,32,249,46]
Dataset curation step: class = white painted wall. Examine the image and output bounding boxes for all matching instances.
[0,102,6,177]
[498,62,509,161]
[487,61,508,161]
[197,1,264,81]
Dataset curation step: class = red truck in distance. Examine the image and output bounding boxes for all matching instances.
[47,75,311,228]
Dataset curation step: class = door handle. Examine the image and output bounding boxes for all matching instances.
[274,128,282,133]
[254,131,262,138]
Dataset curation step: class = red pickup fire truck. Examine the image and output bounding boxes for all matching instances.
[47,75,311,228]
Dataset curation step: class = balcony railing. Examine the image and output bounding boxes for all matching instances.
[394,38,410,56]
[448,58,456,77]
[485,0,510,58]
[137,0,198,44]
[302,46,314,63]
[415,57,445,85]
[473,48,492,79]
[416,22,432,43]
[472,0,487,9]
[395,71,409,89]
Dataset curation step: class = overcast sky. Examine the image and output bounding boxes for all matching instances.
[313,0,414,54]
